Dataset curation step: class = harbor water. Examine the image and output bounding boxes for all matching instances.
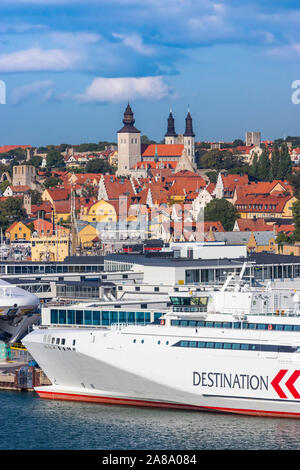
[1,390,300,450]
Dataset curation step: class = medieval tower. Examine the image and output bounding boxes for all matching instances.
[117,103,141,176]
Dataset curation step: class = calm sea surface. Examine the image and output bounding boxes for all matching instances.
[0,390,300,451]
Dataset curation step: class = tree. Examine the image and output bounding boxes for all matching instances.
[271,143,281,180]
[27,155,42,168]
[278,143,292,180]
[204,198,238,231]
[43,176,62,189]
[257,145,271,181]
[198,149,242,170]
[85,158,115,174]
[0,197,26,231]
[232,139,244,147]
[46,150,65,169]
[292,199,300,242]
[28,189,42,205]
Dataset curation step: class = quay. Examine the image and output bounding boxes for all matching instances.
[0,343,50,392]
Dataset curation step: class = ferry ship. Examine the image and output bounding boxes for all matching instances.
[22,264,300,418]
[0,279,40,343]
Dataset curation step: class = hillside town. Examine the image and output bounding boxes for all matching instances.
[0,103,300,262]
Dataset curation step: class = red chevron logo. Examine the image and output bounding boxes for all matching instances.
[285,371,300,399]
[271,369,288,398]
[271,370,300,399]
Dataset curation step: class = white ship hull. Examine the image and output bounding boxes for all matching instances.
[23,322,300,418]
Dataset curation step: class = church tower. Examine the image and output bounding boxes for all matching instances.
[164,110,178,145]
[117,103,141,176]
[183,110,195,164]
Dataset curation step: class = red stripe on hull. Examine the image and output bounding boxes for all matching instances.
[36,390,300,418]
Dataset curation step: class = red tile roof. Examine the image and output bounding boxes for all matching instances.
[0,145,31,154]
[141,144,184,157]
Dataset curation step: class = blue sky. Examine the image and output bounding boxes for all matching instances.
[0,0,300,146]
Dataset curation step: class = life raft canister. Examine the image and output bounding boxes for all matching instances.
[160,319,165,325]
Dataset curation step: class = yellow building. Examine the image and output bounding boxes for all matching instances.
[235,195,297,220]
[31,235,69,261]
[77,223,99,248]
[5,221,32,242]
[247,232,276,253]
[81,199,117,223]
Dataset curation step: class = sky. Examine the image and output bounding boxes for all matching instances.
[0,0,300,146]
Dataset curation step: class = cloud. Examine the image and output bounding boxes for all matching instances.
[76,76,171,103]
[0,47,80,72]
[10,79,54,104]
[112,33,154,56]
[265,42,300,60]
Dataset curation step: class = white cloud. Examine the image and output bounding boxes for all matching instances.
[10,80,54,104]
[266,42,300,60]
[112,33,154,56]
[50,31,102,47]
[76,76,171,103]
[0,46,80,72]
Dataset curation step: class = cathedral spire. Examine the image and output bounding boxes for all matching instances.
[183,110,195,137]
[118,102,140,134]
[165,110,177,137]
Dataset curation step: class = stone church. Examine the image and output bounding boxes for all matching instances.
[116,103,196,177]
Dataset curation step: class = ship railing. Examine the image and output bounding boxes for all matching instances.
[172,306,207,313]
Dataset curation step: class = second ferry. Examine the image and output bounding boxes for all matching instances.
[22,263,300,418]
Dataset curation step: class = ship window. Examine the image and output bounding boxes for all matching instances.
[215,342,223,349]
[257,324,266,330]
[232,343,240,350]
[166,341,169,345]
[127,312,135,323]
[206,322,213,328]
[50,309,58,324]
[93,311,101,325]
[56,338,60,345]
[241,344,249,350]
[61,339,65,345]
[284,325,293,331]
[214,322,222,328]
[136,312,145,323]
[196,321,205,327]
[75,310,83,325]
[102,311,109,325]
[189,341,197,348]
[158,340,161,345]
[171,320,180,326]
[223,343,231,349]
[51,337,55,344]
[67,310,75,325]
[181,341,188,347]
[84,310,92,325]
[119,312,126,323]
[110,311,118,324]
[222,322,232,328]
[59,310,66,324]
[133,339,136,343]
[189,321,196,327]
[181,320,188,326]
[206,342,214,348]
[198,342,205,348]
[141,339,144,344]
[233,322,241,329]
[72,340,76,346]
[248,323,256,330]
